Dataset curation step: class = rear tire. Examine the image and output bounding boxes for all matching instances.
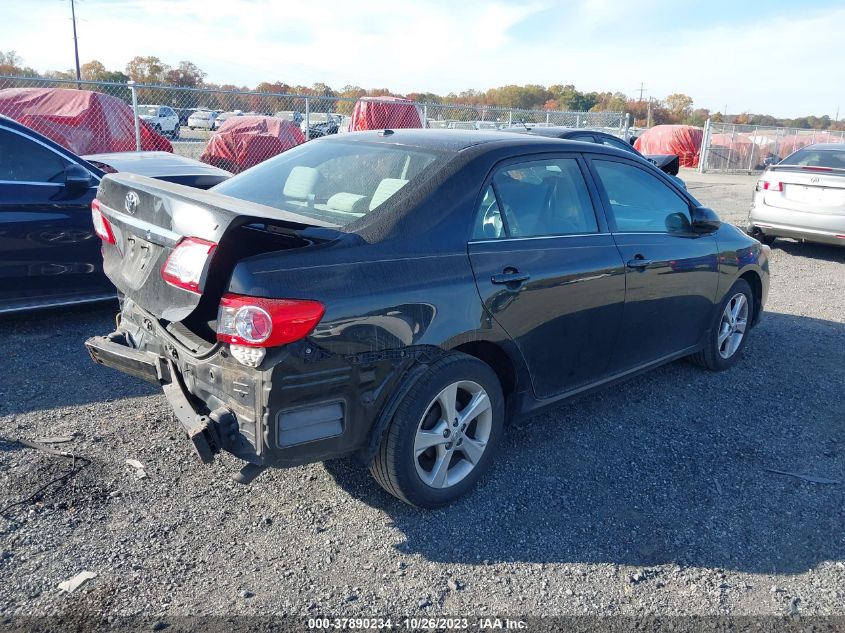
[369,353,504,508]
[689,279,753,371]
[748,226,776,246]
[171,125,180,139]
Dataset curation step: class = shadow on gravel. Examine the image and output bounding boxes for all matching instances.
[0,303,158,417]
[326,311,845,575]
[769,239,845,264]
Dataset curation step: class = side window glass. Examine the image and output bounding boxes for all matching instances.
[490,158,598,238]
[568,134,595,143]
[473,185,503,239]
[600,135,636,154]
[0,129,68,183]
[593,160,691,233]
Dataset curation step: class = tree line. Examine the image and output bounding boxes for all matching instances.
[1,51,841,130]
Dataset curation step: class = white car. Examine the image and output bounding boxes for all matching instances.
[187,110,219,131]
[138,105,180,138]
[214,110,244,128]
[748,143,845,247]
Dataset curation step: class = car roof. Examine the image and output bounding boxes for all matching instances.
[504,126,619,139]
[320,128,628,155]
[801,143,845,150]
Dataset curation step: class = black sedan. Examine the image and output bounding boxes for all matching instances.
[85,130,769,507]
[507,126,682,177]
[0,116,230,314]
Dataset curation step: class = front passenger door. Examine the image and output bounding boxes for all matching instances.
[468,155,626,399]
[589,158,719,372]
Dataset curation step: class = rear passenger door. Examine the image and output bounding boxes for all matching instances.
[468,154,626,399]
[588,156,719,372]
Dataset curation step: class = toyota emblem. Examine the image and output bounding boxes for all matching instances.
[124,191,140,215]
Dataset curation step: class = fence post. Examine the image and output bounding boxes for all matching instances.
[128,80,141,152]
[725,124,736,171]
[304,96,310,140]
[623,113,631,140]
[747,126,758,172]
[699,118,711,173]
[508,110,513,127]
[423,103,428,128]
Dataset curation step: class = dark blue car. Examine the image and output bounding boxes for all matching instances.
[0,116,230,314]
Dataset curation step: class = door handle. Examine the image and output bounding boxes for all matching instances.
[491,269,530,285]
[626,257,652,269]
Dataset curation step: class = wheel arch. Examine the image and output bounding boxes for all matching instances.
[452,339,518,404]
[738,268,763,326]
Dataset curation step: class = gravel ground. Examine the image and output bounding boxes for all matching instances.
[1,170,844,623]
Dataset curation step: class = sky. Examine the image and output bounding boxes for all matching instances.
[1,0,842,119]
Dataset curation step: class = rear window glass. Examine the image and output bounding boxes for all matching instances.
[780,148,845,169]
[212,140,444,226]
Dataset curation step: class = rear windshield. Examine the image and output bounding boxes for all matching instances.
[212,140,445,226]
[779,147,845,170]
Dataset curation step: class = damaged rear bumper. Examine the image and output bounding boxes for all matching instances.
[84,301,420,476]
[86,335,247,465]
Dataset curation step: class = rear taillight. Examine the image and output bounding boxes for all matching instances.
[160,237,217,293]
[216,294,325,348]
[91,199,115,244]
[759,180,783,192]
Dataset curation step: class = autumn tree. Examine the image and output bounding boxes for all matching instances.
[0,50,38,76]
[665,93,693,120]
[125,56,170,84]
[80,60,129,83]
[163,61,206,87]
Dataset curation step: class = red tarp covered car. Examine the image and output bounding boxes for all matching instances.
[634,125,703,168]
[0,87,172,155]
[349,97,423,131]
[774,133,845,159]
[200,116,305,173]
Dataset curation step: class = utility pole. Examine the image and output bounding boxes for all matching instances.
[637,82,646,102]
[646,97,653,128]
[70,0,81,88]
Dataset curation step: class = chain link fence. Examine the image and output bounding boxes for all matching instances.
[0,75,627,173]
[699,120,845,173]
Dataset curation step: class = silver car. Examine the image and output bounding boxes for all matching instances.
[748,143,845,247]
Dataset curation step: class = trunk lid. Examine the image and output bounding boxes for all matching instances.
[96,172,336,322]
[765,166,845,213]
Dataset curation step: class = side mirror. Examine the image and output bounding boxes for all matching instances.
[64,163,94,192]
[691,206,721,234]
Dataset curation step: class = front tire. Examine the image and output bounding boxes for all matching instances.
[369,353,504,508]
[689,279,753,371]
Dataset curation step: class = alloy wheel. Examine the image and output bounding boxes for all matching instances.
[413,380,493,489]
[717,293,749,359]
